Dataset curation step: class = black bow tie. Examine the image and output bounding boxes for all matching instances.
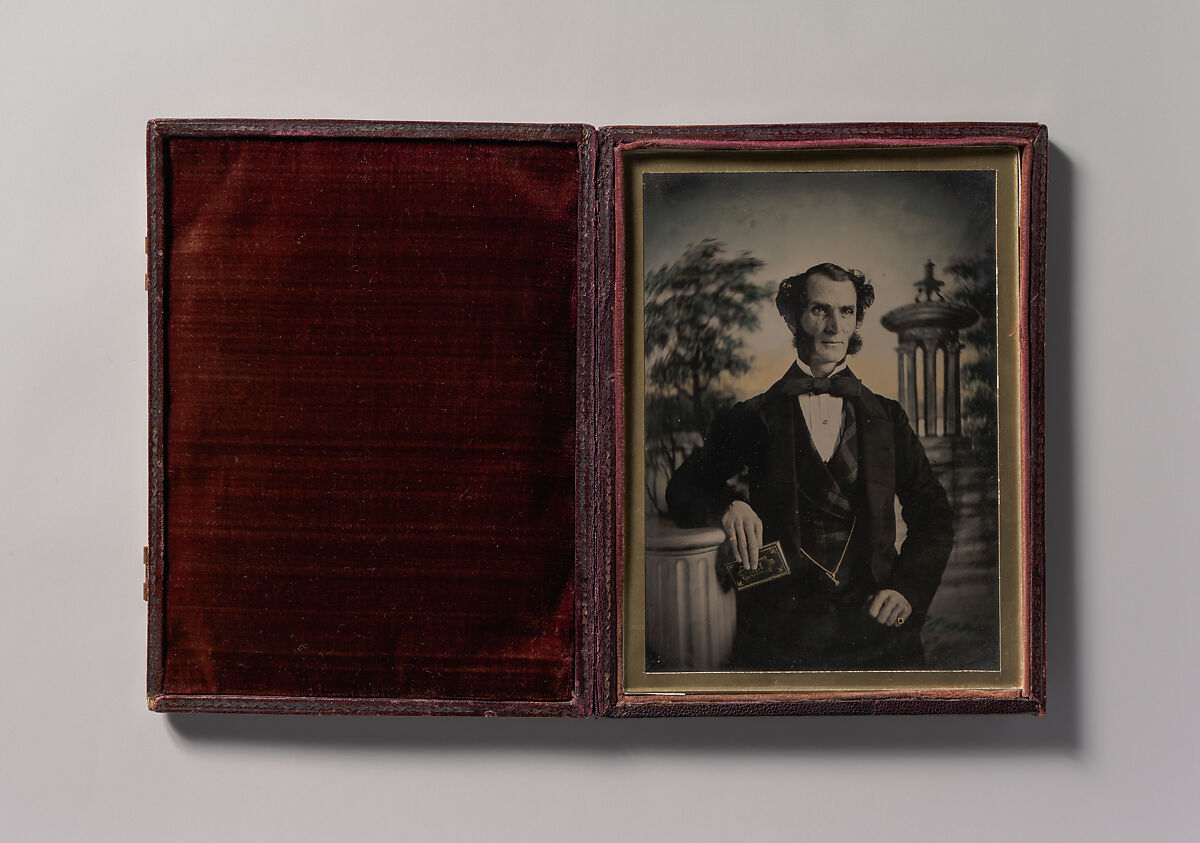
[779,372,862,398]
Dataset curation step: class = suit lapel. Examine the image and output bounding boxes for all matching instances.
[759,366,803,546]
[849,378,894,529]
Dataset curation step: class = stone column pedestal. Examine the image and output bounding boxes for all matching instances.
[644,519,735,671]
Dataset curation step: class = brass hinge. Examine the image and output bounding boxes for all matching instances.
[142,546,149,601]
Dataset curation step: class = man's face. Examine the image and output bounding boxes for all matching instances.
[794,274,858,369]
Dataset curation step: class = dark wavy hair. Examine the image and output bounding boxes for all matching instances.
[776,263,876,356]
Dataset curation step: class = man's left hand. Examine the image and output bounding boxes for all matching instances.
[868,590,912,628]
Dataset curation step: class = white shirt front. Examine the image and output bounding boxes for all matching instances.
[795,358,849,463]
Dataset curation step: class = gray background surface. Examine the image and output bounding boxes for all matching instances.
[2,1,1196,840]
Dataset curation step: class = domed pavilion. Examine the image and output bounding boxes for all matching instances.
[880,260,980,455]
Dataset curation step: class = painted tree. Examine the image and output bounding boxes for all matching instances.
[948,249,998,469]
[644,239,773,515]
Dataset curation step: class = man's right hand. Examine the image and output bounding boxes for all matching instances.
[721,501,763,570]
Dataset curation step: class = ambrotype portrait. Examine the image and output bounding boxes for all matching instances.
[630,152,1019,690]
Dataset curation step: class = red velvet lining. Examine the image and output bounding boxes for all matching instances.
[162,137,579,701]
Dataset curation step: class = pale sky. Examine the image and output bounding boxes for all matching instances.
[642,170,996,401]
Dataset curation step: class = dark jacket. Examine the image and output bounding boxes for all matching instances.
[666,364,954,639]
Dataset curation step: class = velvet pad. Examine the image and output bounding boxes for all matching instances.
[162,137,580,701]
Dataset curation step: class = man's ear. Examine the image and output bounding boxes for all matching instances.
[782,314,796,333]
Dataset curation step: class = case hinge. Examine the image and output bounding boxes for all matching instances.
[142,546,149,601]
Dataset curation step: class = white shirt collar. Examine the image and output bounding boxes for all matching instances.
[795,357,849,378]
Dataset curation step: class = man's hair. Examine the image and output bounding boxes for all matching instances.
[776,263,876,356]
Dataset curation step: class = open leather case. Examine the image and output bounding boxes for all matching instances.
[146,120,1047,716]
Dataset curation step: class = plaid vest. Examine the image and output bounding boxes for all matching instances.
[792,399,861,587]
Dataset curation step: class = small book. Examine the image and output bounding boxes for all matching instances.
[724,541,791,591]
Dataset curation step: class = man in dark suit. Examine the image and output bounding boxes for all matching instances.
[666,263,954,670]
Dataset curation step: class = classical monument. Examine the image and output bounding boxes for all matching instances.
[881,261,979,463]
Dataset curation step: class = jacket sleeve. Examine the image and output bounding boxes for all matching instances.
[665,402,761,529]
[883,405,955,619]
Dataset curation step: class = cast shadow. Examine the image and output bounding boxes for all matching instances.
[168,143,1079,757]
[1040,141,1081,751]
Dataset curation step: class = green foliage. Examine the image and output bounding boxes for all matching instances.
[948,250,998,469]
[643,239,773,514]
